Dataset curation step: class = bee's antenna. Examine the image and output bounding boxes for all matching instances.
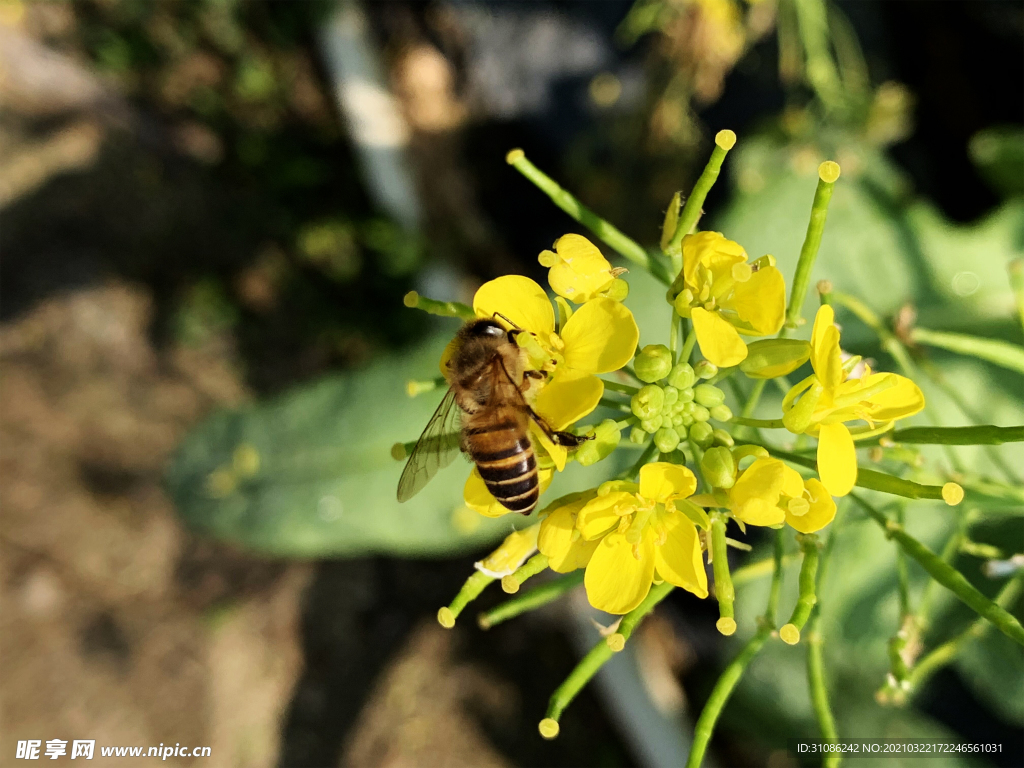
[493,312,521,330]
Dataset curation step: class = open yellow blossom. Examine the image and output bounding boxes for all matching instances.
[550,463,709,614]
[782,305,925,496]
[693,457,837,533]
[475,523,540,577]
[671,231,786,367]
[538,234,620,303]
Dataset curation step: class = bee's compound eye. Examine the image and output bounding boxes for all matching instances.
[470,321,506,339]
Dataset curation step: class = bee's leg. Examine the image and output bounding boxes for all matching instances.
[524,405,591,447]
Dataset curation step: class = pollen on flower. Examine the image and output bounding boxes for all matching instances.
[437,607,456,629]
[606,633,626,652]
[780,623,801,645]
[716,617,737,636]
[538,718,560,740]
[942,482,965,506]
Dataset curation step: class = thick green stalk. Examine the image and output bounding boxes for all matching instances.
[437,570,494,628]
[506,149,669,284]
[403,291,476,321]
[479,571,585,629]
[892,425,1024,445]
[686,626,772,768]
[906,575,1024,693]
[1009,258,1024,335]
[851,493,1024,646]
[603,379,640,396]
[910,327,1024,376]
[766,528,786,625]
[807,621,841,768]
[732,417,786,429]
[785,161,841,333]
[666,130,737,273]
[540,582,674,738]
[502,553,550,593]
[791,0,846,112]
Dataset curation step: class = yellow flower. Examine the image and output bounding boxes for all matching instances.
[474,275,639,470]
[692,455,837,533]
[548,463,709,614]
[475,523,541,577]
[538,234,622,303]
[672,232,786,367]
[782,305,925,496]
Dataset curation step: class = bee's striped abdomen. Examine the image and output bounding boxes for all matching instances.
[467,421,538,514]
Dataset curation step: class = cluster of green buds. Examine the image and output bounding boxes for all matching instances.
[629,345,732,454]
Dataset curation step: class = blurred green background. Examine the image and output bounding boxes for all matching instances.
[1,1,1021,766]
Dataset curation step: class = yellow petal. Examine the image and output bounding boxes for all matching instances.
[438,335,460,378]
[584,531,655,614]
[780,463,805,500]
[477,524,540,577]
[735,497,786,526]
[547,234,615,303]
[538,492,599,572]
[810,305,843,389]
[638,462,697,503]
[682,232,746,290]
[531,422,567,472]
[577,492,635,539]
[817,422,856,496]
[559,298,639,374]
[863,373,925,421]
[691,307,748,367]
[729,457,785,507]
[729,265,786,336]
[786,479,836,533]
[473,275,554,336]
[654,514,708,598]
[534,371,603,431]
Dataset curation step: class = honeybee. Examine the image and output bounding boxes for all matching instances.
[397,317,586,514]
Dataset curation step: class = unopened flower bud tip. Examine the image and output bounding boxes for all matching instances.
[538,718,560,740]
[437,607,455,629]
[716,617,737,636]
[506,148,525,165]
[606,633,626,652]
[715,130,737,151]
[942,482,964,506]
[818,161,841,183]
[780,624,801,644]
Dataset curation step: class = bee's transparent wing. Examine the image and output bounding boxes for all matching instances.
[397,387,463,502]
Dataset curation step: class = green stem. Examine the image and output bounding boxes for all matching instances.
[851,493,1024,647]
[807,620,841,767]
[906,575,1024,694]
[599,397,633,414]
[916,509,973,632]
[478,571,585,629]
[502,553,550,593]
[666,131,737,273]
[686,626,772,768]
[438,570,494,628]
[506,149,670,284]
[892,425,1024,445]
[542,582,674,733]
[403,291,476,321]
[603,379,640,396]
[680,327,698,364]
[619,440,658,480]
[910,327,1024,376]
[1009,258,1024,336]
[732,416,786,429]
[785,161,841,333]
[781,534,820,643]
[711,513,736,634]
[766,528,786,625]
[791,0,846,112]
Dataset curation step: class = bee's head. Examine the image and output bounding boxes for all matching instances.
[467,319,508,340]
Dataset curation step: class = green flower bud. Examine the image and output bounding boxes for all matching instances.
[712,428,735,447]
[694,384,725,408]
[660,191,681,252]
[678,386,694,403]
[654,427,681,453]
[604,278,629,302]
[682,401,696,416]
[672,414,684,428]
[631,384,665,420]
[701,446,737,489]
[630,427,647,444]
[680,412,695,427]
[634,345,673,383]
[641,415,663,433]
[689,421,714,448]
[576,419,622,466]
[710,404,733,422]
[692,404,711,422]
[694,360,718,380]
[740,339,811,379]
[667,362,695,390]
[663,386,679,405]
[672,291,693,317]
